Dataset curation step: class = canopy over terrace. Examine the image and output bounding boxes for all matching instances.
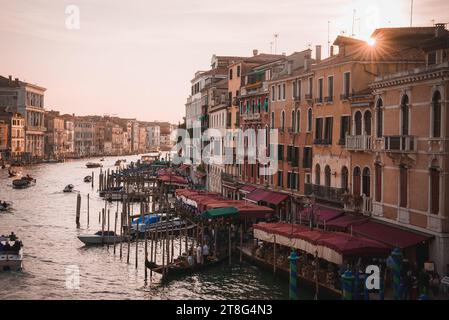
[175,189,274,218]
[253,222,390,265]
[245,188,289,206]
[297,205,344,226]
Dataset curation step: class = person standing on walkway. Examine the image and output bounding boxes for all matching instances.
[196,244,203,265]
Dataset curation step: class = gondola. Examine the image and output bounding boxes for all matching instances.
[63,184,74,192]
[145,255,227,278]
[12,176,36,189]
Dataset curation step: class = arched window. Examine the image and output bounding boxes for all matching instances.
[271,112,275,128]
[432,91,442,138]
[376,99,383,138]
[353,167,361,196]
[296,109,301,132]
[354,111,362,135]
[362,167,370,197]
[291,110,295,131]
[364,111,372,135]
[375,163,382,202]
[281,110,285,131]
[325,165,331,187]
[315,164,321,185]
[341,166,349,192]
[401,95,410,136]
[307,108,312,132]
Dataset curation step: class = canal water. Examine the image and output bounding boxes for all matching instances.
[0,155,312,300]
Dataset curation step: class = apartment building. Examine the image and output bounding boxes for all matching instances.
[368,25,449,274]
[74,118,95,156]
[0,75,46,159]
[44,110,65,159]
[0,121,8,160]
[0,107,25,159]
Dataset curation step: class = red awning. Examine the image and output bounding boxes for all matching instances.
[263,192,289,205]
[178,164,190,171]
[158,175,188,185]
[352,220,433,249]
[326,215,369,231]
[298,205,343,224]
[317,232,390,257]
[245,188,271,202]
[240,185,257,193]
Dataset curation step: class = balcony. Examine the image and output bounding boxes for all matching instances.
[304,183,345,203]
[305,93,313,101]
[382,135,417,153]
[324,96,334,103]
[345,135,372,151]
[241,113,261,121]
[344,195,373,215]
[313,138,331,145]
[293,95,301,102]
[340,93,350,101]
[314,97,323,104]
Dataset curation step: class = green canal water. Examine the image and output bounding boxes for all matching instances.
[0,155,313,300]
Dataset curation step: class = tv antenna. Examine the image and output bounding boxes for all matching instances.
[327,21,331,56]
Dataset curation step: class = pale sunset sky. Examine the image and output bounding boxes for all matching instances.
[0,0,448,123]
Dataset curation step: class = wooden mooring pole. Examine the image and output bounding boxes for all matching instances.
[76,193,81,228]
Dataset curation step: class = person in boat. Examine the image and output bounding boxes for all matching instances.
[9,232,17,241]
[3,241,11,252]
[0,241,4,252]
[187,253,194,266]
[11,240,21,253]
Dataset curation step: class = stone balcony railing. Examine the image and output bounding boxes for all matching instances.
[304,183,345,203]
[345,135,372,151]
[382,135,417,153]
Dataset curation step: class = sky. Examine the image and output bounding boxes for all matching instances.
[0,0,448,123]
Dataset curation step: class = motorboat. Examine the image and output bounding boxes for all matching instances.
[114,159,122,166]
[86,162,102,168]
[12,176,36,189]
[63,184,74,193]
[0,235,23,271]
[0,201,12,212]
[130,214,162,233]
[77,231,125,245]
[84,176,92,183]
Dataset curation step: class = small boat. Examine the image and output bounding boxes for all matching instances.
[78,231,125,245]
[114,160,122,166]
[63,184,74,193]
[0,201,12,212]
[86,162,102,168]
[100,158,105,162]
[84,176,92,183]
[130,214,162,233]
[145,255,226,278]
[12,176,36,189]
[0,236,23,271]
[99,186,124,197]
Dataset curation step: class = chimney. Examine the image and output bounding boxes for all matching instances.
[252,49,258,56]
[315,45,322,62]
[435,23,447,37]
[14,78,19,86]
[8,75,12,86]
[330,45,334,57]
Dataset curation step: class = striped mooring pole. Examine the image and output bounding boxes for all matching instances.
[341,269,355,300]
[391,247,403,300]
[288,249,299,300]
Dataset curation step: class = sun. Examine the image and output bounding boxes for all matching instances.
[367,38,376,46]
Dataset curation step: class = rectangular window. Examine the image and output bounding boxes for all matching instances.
[278,144,284,161]
[430,168,440,214]
[302,147,312,169]
[297,80,301,99]
[343,72,350,97]
[278,84,281,100]
[282,83,286,100]
[339,116,350,145]
[292,81,296,98]
[271,86,275,102]
[315,118,323,141]
[287,145,292,162]
[237,66,241,77]
[328,76,334,102]
[229,69,233,80]
[308,78,313,95]
[428,51,437,66]
[400,166,408,208]
[318,78,323,102]
[375,164,382,202]
[324,117,333,144]
[277,170,283,187]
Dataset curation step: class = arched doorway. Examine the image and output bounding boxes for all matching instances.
[353,167,361,196]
